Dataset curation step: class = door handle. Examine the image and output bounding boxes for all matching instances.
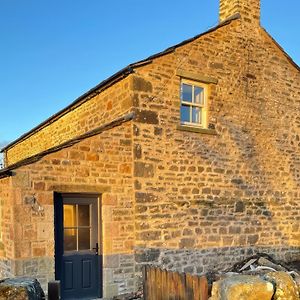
[92,243,99,255]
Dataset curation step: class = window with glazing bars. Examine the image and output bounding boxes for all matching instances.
[180,80,207,127]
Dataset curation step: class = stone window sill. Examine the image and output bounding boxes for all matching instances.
[177,124,217,135]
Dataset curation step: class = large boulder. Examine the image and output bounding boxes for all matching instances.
[0,278,45,300]
[294,275,300,297]
[210,275,274,300]
[264,272,299,300]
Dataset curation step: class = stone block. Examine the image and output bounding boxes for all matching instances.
[235,201,245,213]
[134,110,158,125]
[264,272,299,300]
[33,182,45,191]
[247,234,259,245]
[104,283,119,299]
[86,153,99,161]
[103,269,114,284]
[12,172,30,188]
[32,246,46,257]
[104,223,119,238]
[154,127,162,135]
[102,194,118,206]
[37,223,53,240]
[69,151,84,160]
[179,238,195,248]
[133,144,142,159]
[134,162,154,177]
[104,254,120,268]
[210,275,274,300]
[135,248,160,263]
[135,192,156,204]
[132,77,152,93]
[0,277,45,300]
[119,163,131,174]
[138,231,161,241]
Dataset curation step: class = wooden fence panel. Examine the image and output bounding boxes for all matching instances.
[150,267,156,300]
[156,267,162,300]
[192,275,200,300]
[185,273,193,300]
[173,272,180,300]
[161,270,169,300]
[143,266,209,300]
[169,272,176,300]
[199,276,208,300]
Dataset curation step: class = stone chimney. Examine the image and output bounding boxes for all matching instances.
[219,0,260,25]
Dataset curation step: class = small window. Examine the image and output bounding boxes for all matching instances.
[63,204,91,252]
[180,80,207,127]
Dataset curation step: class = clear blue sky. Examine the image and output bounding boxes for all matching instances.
[0,0,299,148]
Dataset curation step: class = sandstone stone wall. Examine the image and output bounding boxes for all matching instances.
[0,4,299,299]
[0,122,135,298]
[4,76,133,166]
[132,17,300,273]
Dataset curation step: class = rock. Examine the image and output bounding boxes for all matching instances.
[113,287,143,300]
[258,257,286,271]
[0,278,45,300]
[239,258,257,271]
[264,271,299,300]
[225,253,290,274]
[286,261,300,272]
[293,275,300,297]
[210,275,274,300]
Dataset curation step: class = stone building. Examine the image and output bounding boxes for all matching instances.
[0,0,299,298]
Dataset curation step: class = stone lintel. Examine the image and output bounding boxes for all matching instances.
[177,70,218,84]
[50,184,111,194]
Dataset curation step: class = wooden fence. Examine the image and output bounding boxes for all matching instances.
[143,266,209,300]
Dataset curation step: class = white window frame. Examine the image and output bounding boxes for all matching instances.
[180,79,208,128]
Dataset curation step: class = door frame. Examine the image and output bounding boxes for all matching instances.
[54,192,103,298]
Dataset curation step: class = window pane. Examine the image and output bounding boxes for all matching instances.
[64,229,77,251]
[194,86,204,104]
[78,228,91,250]
[180,105,190,123]
[78,205,90,226]
[181,84,192,102]
[64,205,77,227]
[192,107,201,124]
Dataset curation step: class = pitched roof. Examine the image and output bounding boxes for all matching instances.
[1,14,240,153]
[1,13,299,154]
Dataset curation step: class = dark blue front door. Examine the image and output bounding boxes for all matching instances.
[54,194,102,299]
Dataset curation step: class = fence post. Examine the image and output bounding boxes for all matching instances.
[48,280,61,300]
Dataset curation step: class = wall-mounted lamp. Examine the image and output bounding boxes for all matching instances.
[24,195,44,216]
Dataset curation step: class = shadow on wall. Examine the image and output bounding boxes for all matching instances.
[143,114,300,256]
[199,116,298,247]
